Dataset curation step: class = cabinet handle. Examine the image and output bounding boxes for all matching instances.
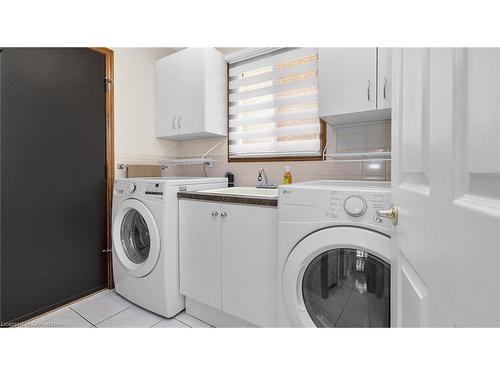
[211,211,218,216]
[172,117,176,129]
[221,212,227,217]
[177,116,182,129]
[367,80,371,101]
[383,77,387,99]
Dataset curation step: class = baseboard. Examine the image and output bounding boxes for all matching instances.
[186,298,257,328]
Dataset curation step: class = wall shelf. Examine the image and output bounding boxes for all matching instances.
[158,157,217,167]
[159,141,224,167]
[322,121,392,163]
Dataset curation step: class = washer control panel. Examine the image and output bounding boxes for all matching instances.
[327,190,388,222]
[114,180,165,201]
[279,181,391,230]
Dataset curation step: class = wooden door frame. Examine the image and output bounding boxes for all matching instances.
[90,47,115,289]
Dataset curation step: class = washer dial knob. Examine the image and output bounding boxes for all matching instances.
[126,183,136,193]
[343,195,367,217]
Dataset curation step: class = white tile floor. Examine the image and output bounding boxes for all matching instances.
[25,289,212,328]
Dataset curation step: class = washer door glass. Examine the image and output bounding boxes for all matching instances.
[302,248,390,328]
[120,208,151,264]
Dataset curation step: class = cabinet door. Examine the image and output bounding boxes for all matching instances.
[377,48,392,110]
[178,48,205,136]
[179,200,221,310]
[221,204,277,327]
[155,54,179,137]
[318,48,377,118]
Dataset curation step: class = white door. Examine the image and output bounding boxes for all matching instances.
[178,48,205,136]
[318,48,377,118]
[377,48,392,110]
[155,53,179,137]
[391,48,500,327]
[179,200,222,310]
[221,204,277,327]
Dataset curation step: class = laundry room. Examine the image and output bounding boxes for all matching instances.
[1,2,498,375]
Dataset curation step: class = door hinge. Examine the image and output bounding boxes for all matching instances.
[104,78,112,92]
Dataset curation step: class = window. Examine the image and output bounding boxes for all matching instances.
[228,48,324,161]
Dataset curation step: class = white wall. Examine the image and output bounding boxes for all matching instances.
[114,48,179,167]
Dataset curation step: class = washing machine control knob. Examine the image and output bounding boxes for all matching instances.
[126,183,136,193]
[343,195,367,217]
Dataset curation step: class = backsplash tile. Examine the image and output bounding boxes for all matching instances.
[115,152,182,178]
[179,144,389,186]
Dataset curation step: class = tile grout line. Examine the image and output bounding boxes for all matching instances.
[151,318,190,328]
[174,313,213,328]
[69,307,98,328]
[147,315,165,328]
[89,305,134,327]
[172,318,191,328]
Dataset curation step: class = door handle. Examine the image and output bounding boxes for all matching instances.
[375,204,398,225]
[383,77,387,99]
[172,116,176,129]
[177,116,182,129]
[367,80,371,101]
[211,211,219,216]
[221,212,228,217]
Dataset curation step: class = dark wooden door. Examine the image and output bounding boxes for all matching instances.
[0,48,108,323]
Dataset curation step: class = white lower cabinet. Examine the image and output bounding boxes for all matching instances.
[179,200,277,327]
[221,203,277,327]
[179,200,221,310]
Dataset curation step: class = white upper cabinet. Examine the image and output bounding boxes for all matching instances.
[377,48,392,110]
[155,53,179,135]
[319,48,377,116]
[177,48,205,137]
[318,48,391,125]
[155,48,227,140]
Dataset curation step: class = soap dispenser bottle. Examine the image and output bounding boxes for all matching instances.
[283,166,292,184]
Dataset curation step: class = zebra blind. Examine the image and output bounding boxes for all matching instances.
[228,48,320,158]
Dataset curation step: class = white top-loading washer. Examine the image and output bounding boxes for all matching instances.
[277,180,396,327]
[112,177,227,318]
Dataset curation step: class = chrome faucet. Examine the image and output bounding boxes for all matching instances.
[257,168,277,189]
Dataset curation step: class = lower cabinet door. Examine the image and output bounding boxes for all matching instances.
[179,200,221,310]
[221,204,277,327]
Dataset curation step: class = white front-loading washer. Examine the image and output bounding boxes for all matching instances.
[112,177,227,318]
[277,180,396,327]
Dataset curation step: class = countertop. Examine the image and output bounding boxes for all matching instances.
[177,191,278,207]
